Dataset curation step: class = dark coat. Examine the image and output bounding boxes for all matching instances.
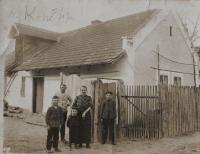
[100,99,116,120]
[45,106,63,127]
[67,106,81,127]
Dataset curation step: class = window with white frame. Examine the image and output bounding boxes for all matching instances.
[160,75,168,85]
[174,76,182,86]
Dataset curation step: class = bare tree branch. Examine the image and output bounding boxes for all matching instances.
[192,35,200,43]
[178,12,200,45]
[190,14,200,41]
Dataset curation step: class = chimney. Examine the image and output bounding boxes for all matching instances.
[91,20,102,25]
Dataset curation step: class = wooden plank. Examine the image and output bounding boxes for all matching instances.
[126,85,128,137]
[193,87,196,131]
[129,85,131,138]
[152,86,155,138]
[189,87,191,132]
[184,87,187,133]
[153,85,157,138]
[198,88,200,130]
[131,85,134,138]
[139,85,142,138]
[177,86,180,135]
[147,85,150,139]
[121,96,159,99]
[141,85,145,138]
[134,85,136,138]
[160,85,166,137]
[169,85,172,136]
[136,85,139,138]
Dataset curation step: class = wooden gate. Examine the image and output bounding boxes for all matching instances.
[94,82,200,141]
[119,85,162,139]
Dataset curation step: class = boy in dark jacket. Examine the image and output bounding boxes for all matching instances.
[67,106,81,149]
[46,96,63,153]
[100,91,116,145]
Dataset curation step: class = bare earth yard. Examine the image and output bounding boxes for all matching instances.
[3,117,200,154]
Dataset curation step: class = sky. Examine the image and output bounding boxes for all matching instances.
[0,0,200,55]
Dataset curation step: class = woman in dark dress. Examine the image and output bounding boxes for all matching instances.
[73,86,93,148]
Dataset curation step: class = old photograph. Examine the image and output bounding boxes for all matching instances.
[1,0,200,153]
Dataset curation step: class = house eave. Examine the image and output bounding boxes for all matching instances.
[14,51,126,72]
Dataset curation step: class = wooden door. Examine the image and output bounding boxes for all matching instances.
[94,79,118,142]
[94,79,104,142]
[33,77,44,113]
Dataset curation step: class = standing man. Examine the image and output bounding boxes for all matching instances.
[55,84,72,144]
[100,91,116,145]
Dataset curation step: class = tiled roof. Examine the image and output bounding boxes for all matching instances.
[10,23,60,41]
[15,9,159,71]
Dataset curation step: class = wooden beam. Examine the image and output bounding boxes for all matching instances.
[121,95,158,99]
[123,97,147,117]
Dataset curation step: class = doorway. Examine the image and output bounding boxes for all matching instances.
[32,77,44,113]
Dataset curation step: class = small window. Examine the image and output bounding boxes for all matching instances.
[160,75,168,85]
[170,25,172,36]
[20,77,26,97]
[174,76,181,86]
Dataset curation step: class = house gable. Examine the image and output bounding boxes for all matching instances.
[127,11,194,85]
[14,35,55,66]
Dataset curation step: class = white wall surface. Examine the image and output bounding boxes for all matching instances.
[42,74,94,113]
[0,54,5,153]
[5,71,33,111]
[43,76,60,113]
[129,13,194,85]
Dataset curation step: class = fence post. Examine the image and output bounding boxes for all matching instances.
[159,85,164,138]
[194,87,198,130]
[117,82,122,138]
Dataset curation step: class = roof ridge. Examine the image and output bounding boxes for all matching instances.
[15,23,60,35]
[60,9,160,38]
[100,9,160,25]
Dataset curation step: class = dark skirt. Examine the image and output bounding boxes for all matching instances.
[68,116,81,144]
[69,126,80,144]
[80,114,92,144]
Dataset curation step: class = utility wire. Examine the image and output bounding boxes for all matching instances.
[150,66,200,76]
[152,50,198,66]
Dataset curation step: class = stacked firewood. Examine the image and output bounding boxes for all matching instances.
[4,99,23,119]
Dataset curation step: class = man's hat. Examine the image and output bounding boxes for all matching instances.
[71,106,79,109]
[52,95,59,99]
[105,91,113,95]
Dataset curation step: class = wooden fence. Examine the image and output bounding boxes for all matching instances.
[119,85,200,139]
[160,85,200,137]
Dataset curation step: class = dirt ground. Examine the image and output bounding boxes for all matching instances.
[3,116,200,154]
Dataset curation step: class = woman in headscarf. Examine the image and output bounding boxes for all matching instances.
[73,86,93,148]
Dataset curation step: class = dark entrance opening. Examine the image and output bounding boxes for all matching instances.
[32,77,44,113]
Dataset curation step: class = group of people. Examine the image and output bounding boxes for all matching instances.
[45,84,116,153]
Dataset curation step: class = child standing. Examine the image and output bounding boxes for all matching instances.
[45,96,63,153]
[67,106,81,149]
